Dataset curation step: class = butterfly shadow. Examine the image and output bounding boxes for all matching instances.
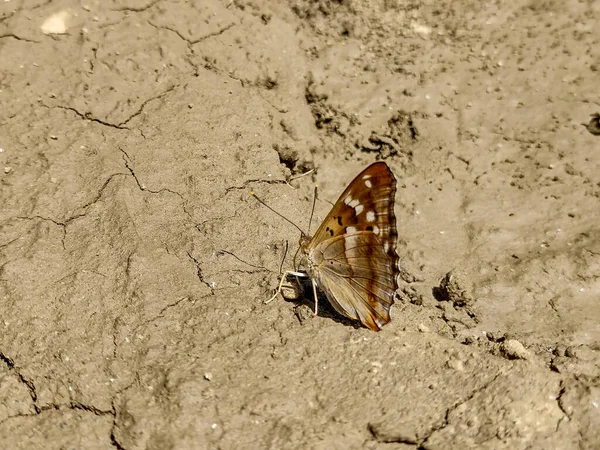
[289,277,364,330]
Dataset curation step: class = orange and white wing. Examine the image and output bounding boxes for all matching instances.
[309,232,397,331]
[308,162,400,274]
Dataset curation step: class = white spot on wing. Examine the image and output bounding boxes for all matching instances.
[355,204,364,215]
[363,174,372,179]
[365,179,372,188]
[346,226,357,234]
[373,225,380,234]
[348,199,359,208]
[344,196,352,205]
[383,242,389,252]
[366,211,376,222]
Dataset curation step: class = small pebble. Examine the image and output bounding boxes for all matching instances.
[583,113,600,135]
[437,269,474,306]
[500,339,530,360]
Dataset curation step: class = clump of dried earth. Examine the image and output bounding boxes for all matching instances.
[1,1,598,449]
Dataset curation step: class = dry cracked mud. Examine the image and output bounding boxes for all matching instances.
[1,0,599,449]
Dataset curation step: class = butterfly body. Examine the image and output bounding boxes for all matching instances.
[294,162,400,331]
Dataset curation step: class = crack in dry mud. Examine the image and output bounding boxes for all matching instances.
[10,172,128,250]
[111,0,160,12]
[3,400,125,450]
[132,295,205,334]
[45,84,178,130]
[0,33,39,43]
[146,20,241,86]
[554,381,572,434]
[548,295,562,316]
[0,349,126,449]
[0,351,120,450]
[145,20,247,87]
[66,173,129,221]
[2,1,597,448]
[417,371,505,448]
[0,237,20,249]
[0,352,39,414]
[0,401,113,421]
[118,84,179,127]
[0,11,15,23]
[555,379,586,445]
[15,215,67,250]
[119,148,193,221]
[53,105,129,130]
[187,251,215,294]
[150,21,236,46]
[555,380,570,419]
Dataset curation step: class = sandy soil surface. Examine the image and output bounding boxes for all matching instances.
[1,0,599,449]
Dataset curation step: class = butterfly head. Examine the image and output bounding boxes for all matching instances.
[294,232,313,271]
[298,231,310,248]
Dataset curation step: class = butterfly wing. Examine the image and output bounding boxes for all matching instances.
[309,232,397,331]
[308,162,399,271]
[301,162,400,331]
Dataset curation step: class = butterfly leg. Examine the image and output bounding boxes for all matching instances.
[311,278,319,317]
[265,270,308,304]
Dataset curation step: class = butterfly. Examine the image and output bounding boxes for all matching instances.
[268,162,400,331]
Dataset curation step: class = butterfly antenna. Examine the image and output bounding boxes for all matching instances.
[216,250,270,271]
[279,240,289,274]
[250,192,306,235]
[307,185,318,235]
[292,244,302,272]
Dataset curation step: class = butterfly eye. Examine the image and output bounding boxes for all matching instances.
[299,234,310,247]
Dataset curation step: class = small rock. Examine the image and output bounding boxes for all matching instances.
[436,269,474,306]
[41,10,71,35]
[294,304,313,324]
[281,281,302,300]
[583,113,600,136]
[565,345,595,361]
[463,335,476,345]
[204,372,213,381]
[418,323,430,333]
[500,339,530,360]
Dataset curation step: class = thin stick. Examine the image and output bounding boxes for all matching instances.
[289,168,314,181]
